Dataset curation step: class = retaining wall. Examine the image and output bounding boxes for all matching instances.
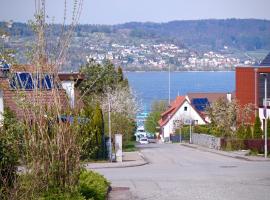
[192,133,221,150]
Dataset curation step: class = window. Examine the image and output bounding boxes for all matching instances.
[184,106,187,111]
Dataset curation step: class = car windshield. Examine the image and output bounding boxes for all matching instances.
[141,139,147,141]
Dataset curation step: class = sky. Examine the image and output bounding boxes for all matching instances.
[0,0,270,25]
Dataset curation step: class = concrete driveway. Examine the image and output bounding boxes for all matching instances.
[95,143,270,200]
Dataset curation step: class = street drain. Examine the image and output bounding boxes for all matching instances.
[220,165,237,168]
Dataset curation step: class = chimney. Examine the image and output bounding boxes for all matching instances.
[226,93,232,102]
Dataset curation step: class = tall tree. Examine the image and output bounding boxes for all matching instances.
[92,103,104,159]
[253,116,262,139]
[145,100,168,134]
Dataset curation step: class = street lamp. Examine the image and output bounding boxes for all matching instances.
[260,73,268,159]
[108,94,112,162]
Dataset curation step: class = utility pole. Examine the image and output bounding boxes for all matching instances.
[264,74,268,158]
[169,65,171,105]
[108,94,112,162]
[261,73,268,159]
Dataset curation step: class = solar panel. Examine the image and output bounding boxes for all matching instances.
[0,59,10,70]
[44,74,53,89]
[9,72,55,90]
[17,72,34,90]
[260,53,270,66]
[9,74,18,89]
[191,98,210,112]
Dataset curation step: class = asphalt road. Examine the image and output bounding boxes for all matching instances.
[95,143,270,200]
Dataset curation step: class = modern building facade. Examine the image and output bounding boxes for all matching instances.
[235,52,270,124]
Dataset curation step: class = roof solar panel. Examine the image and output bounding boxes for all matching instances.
[260,53,270,66]
[17,72,34,90]
[0,59,10,70]
[191,98,210,112]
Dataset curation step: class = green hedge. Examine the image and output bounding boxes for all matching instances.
[78,170,110,200]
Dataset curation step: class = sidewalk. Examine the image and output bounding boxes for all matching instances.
[84,151,148,170]
[181,143,270,162]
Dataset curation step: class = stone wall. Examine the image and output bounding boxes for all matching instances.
[192,133,221,150]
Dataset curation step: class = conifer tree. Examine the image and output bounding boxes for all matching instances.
[245,125,252,139]
[267,118,270,138]
[92,103,104,159]
[253,116,262,138]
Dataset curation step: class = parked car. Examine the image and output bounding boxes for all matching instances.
[147,136,156,143]
[139,137,149,144]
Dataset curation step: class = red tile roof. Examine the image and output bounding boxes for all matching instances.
[187,92,229,103]
[0,64,72,119]
[158,96,186,127]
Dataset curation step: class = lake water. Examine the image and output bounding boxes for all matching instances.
[124,71,235,111]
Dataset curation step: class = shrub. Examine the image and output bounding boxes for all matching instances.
[194,125,210,134]
[236,125,246,139]
[39,188,86,200]
[0,138,19,199]
[0,108,22,199]
[245,125,252,139]
[253,116,262,138]
[78,170,110,200]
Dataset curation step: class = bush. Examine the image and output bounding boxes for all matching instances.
[123,141,137,152]
[194,125,210,134]
[253,116,262,138]
[39,188,86,200]
[79,170,110,200]
[222,139,245,151]
[18,169,110,200]
[236,125,246,139]
[0,108,22,199]
[0,138,19,199]
[208,126,222,137]
[175,126,190,141]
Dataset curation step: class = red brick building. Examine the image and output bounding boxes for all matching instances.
[235,52,270,123]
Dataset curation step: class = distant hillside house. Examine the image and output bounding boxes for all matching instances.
[0,60,83,121]
[158,96,206,140]
[235,52,270,126]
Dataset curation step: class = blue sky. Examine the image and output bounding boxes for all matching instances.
[1,0,270,24]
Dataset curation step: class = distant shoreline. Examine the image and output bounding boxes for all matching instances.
[124,70,235,73]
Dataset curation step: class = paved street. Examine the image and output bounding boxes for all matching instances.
[95,144,270,200]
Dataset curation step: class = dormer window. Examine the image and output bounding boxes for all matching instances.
[184,106,187,111]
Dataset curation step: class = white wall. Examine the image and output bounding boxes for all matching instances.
[0,90,4,125]
[162,100,206,138]
[61,81,75,108]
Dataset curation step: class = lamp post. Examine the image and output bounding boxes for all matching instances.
[108,94,112,162]
[168,65,171,105]
[261,73,268,159]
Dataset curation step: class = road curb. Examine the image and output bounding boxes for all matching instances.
[180,143,270,162]
[84,151,149,170]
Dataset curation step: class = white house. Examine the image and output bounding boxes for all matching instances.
[158,96,206,140]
